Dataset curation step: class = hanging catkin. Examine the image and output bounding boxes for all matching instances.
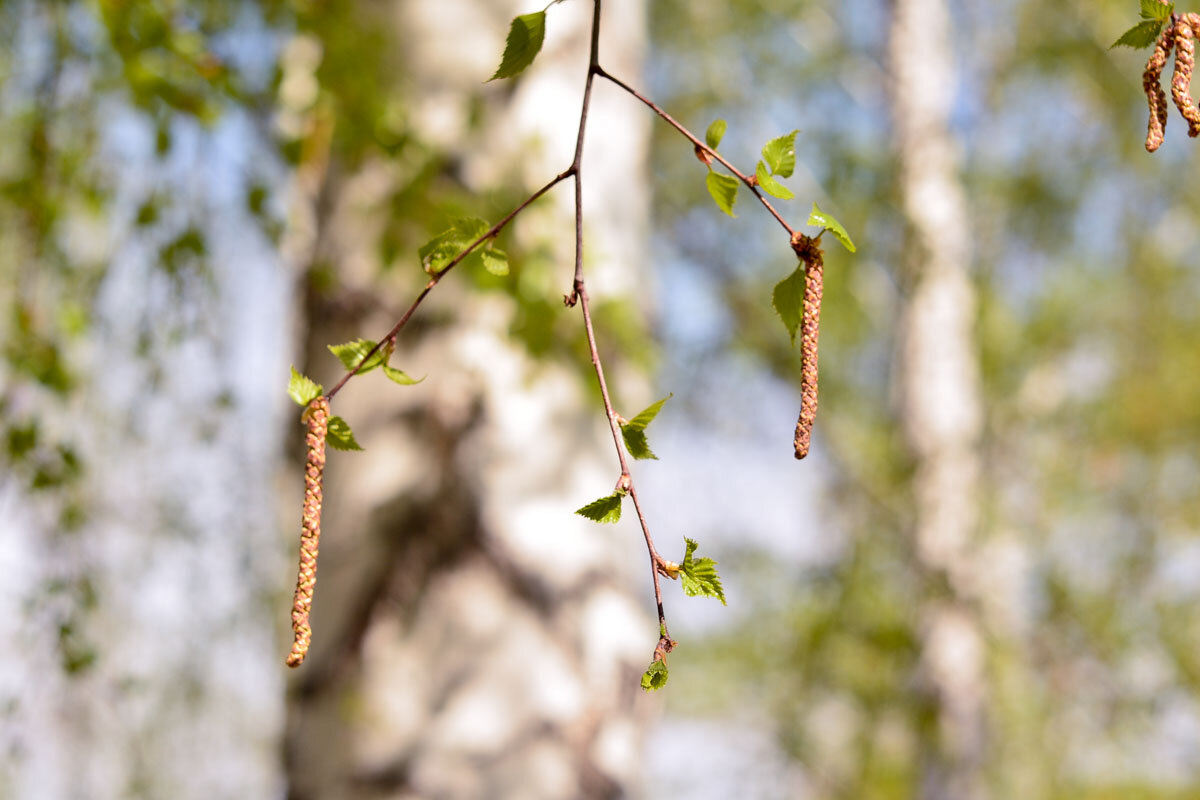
[1145,20,1176,151]
[287,397,329,668]
[1171,17,1200,138]
[791,232,824,460]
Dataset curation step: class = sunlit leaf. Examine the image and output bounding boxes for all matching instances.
[705,172,738,217]
[1111,19,1163,49]
[705,118,727,150]
[1141,0,1173,22]
[328,339,386,374]
[383,365,424,386]
[288,367,323,407]
[761,129,799,177]
[807,202,856,253]
[755,160,794,200]
[481,248,509,276]
[680,538,726,605]
[419,217,490,274]
[489,12,547,80]
[326,415,363,451]
[575,492,624,524]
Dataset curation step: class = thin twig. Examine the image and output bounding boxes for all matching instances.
[567,0,673,644]
[324,168,574,400]
[594,66,796,238]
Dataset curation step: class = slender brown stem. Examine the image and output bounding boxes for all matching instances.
[324,168,574,400]
[594,66,796,238]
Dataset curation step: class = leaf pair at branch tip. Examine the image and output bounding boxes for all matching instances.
[807,202,855,253]
[641,659,669,691]
[1111,2,1173,49]
[619,393,672,460]
[286,367,362,451]
[490,11,547,81]
[328,338,424,386]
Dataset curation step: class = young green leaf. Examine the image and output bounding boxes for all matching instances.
[705,118,727,150]
[771,265,806,346]
[328,339,387,374]
[621,428,656,461]
[288,367,323,407]
[624,394,672,432]
[761,129,799,178]
[807,202,856,253]
[575,492,624,524]
[680,538,726,605]
[755,160,794,200]
[326,415,363,452]
[481,248,509,276]
[489,11,547,81]
[641,660,669,692]
[705,172,739,217]
[1141,0,1173,22]
[419,217,490,274]
[382,365,424,386]
[1111,19,1163,49]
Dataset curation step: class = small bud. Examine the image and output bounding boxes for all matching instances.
[694,144,714,166]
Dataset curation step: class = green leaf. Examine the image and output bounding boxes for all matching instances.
[419,217,490,274]
[1141,0,1173,22]
[621,428,656,461]
[575,492,624,524]
[771,265,806,347]
[680,538,726,605]
[481,248,509,276]
[328,339,386,374]
[623,394,672,432]
[489,11,547,80]
[288,367,323,407]
[326,415,363,451]
[641,660,669,691]
[755,160,794,200]
[1111,19,1163,49]
[807,202,856,253]
[705,172,739,217]
[761,129,799,177]
[705,119,727,150]
[382,365,424,386]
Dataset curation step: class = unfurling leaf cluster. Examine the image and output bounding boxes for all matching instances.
[641,659,669,691]
[1112,0,1174,49]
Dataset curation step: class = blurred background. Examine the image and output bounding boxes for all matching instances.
[2,0,1199,798]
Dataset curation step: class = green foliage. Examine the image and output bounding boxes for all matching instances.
[705,172,739,216]
[575,491,625,524]
[807,202,855,253]
[771,265,806,346]
[383,365,423,385]
[641,659,669,691]
[490,11,547,80]
[680,538,726,604]
[705,118,727,150]
[761,130,799,178]
[328,338,387,374]
[755,160,794,200]
[1111,19,1166,49]
[288,367,323,407]
[481,248,510,276]
[326,415,363,451]
[1141,0,1174,21]
[620,394,672,460]
[419,217,491,275]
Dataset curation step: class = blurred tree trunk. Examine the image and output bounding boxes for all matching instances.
[281,1,653,798]
[888,1,987,798]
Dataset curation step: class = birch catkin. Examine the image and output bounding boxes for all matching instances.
[1145,21,1176,152]
[287,396,330,668]
[791,233,824,460]
[1171,18,1200,138]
